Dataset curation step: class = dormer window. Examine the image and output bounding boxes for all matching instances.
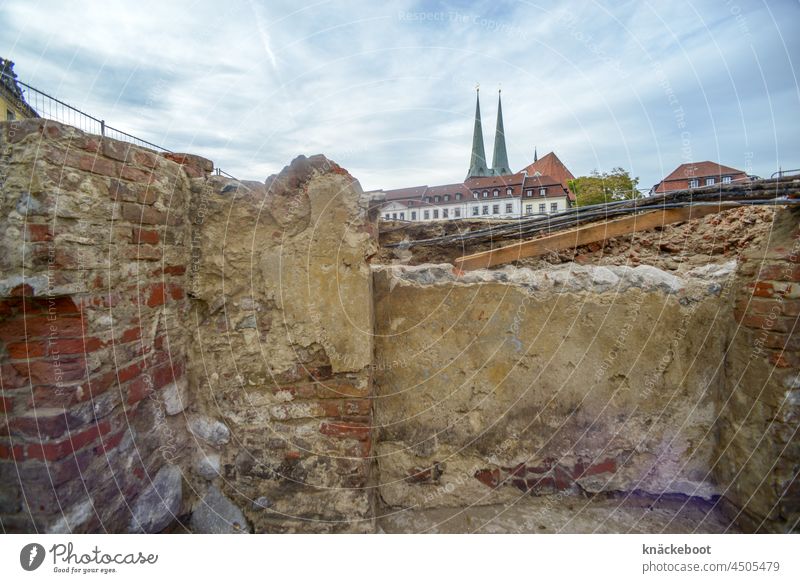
[493,189,499,197]
[506,188,512,195]
[525,190,533,197]
[443,194,450,202]
[482,191,488,198]
[539,188,546,196]
[425,196,431,203]
[722,176,732,184]
[456,193,463,200]
[473,191,479,199]
[705,177,715,186]
[434,195,440,202]
[688,179,699,188]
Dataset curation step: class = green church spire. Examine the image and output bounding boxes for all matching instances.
[466,86,491,179]
[491,90,511,176]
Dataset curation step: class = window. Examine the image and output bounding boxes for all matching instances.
[705,177,715,186]
[433,209,439,219]
[442,209,449,218]
[473,191,479,199]
[722,176,732,184]
[456,193,462,200]
[506,188,512,195]
[539,204,546,213]
[482,191,488,198]
[492,204,499,214]
[444,194,450,202]
[411,211,417,220]
[525,204,533,215]
[550,203,557,212]
[6,109,15,121]
[454,208,461,218]
[424,210,430,220]
[482,205,489,215]
[688,179,699,188]
[425,196,431,203]
[384,213,390,219]
[434,195,440,202]
[472,206,479,216]
[525,189,533,197]
[505,203,513,213]
[392,213,397,219]
[539,188,546,196]
[493,189,499,197]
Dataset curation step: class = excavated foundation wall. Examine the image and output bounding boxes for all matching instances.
[373,263,732,508]
[186,156,378,533]
[1,118,797,533]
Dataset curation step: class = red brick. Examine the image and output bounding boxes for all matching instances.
[313,380,369,399]
[474,468,500,488]
[320,421,370,441]
[15,357,87,384]
[151,361,183,390]
[0,442,24,460]
[120,165,151,183]
[0,396,12,414]
[0,363,29,389]
[768,351,800,368]
[146,283,167,307]
[0,314,84,340]
[168,284,184,300]
[759,264,800,282]
[25,223,52,242]
[48,337,104,355]
[750,281,779,298]
[739,314,793,333]
[25,419,112,461]
[78,154,118,178]
[760,332,800,350]
[126,375,153,405]
[8,411,80,439]
[121,203,165,225]
[7,341,46,359]
[160,265,186,276]
[117,360,145,384]
[94,429,127,455]
[132,228,159,245]
[582,458,617,477]
[120,327,142,343]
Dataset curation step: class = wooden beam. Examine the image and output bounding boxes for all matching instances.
[453,203,740,272]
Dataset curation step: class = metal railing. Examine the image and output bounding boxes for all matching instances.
[1,71,245,180]
[771,168,800,179]
[2,71,171,153]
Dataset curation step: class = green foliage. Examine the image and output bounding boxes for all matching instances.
[569,168,641,207]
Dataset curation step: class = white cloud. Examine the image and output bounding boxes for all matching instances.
[0,0,797,190]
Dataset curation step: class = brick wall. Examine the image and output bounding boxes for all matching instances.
[718,206,800,532]
[0,119,205,532]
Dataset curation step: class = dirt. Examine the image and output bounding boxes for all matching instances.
[376,205,779,272]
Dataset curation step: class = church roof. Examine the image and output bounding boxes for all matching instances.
[520,152,576,201]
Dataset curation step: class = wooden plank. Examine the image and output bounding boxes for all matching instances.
[453,203,740,272]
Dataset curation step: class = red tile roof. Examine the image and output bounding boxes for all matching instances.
[661,161,746,182]
[519,152,576,201]
[653,161,748,193]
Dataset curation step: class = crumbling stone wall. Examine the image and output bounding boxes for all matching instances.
[185,156,378,533]
[717,207,800,532]
[0,119,202,532]
[373,262,735,509]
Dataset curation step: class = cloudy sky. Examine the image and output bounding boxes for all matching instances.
[1,0,798,191]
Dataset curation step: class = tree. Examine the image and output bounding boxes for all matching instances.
[569,167,641,207]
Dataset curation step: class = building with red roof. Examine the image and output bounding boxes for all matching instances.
[651,161,748,194]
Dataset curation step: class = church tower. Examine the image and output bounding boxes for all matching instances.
[491,90,511,176]
[466,87,491,179]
